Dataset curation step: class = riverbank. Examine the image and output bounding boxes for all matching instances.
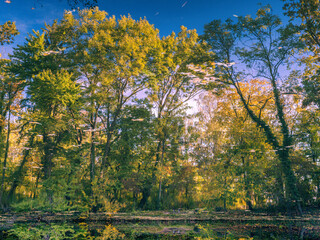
[1,210,320,239]
[2,209,320,224]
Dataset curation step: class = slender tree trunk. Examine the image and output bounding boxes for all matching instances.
[0,104,11,208]
[138,178,152,209]
[185,182,189,208]
[157,138,165,210]
[138,135,162,209]
[158,179,162,209]
[101,130,112,174]
[223,175,227,210]
[101,103,123,173]
[242,156,252,210]
[32,170,41,199]
[317,181,320,202]
[275,170,285,207]
[89,110,97,184]
[43,144,53,179]
[7,137,34,203]
[90,131,95,183]
[42,133,54,206]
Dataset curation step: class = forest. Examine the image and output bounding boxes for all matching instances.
[0,0,320,223]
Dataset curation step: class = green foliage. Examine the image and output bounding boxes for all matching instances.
[200,5,309,212]
[0,21,19,46]
[11,192,70,213]
[283,0,320,110]
[2,4,320,216]
[98,225,125,240]
[8,223,92,240]
[28,69,80,114]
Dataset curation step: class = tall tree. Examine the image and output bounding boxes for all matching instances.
[201,6,304,214]
[0,21,19,208]
[9,30,80,206]
[193,79,277,210]
[45,8,160,187]
[138,26,209,209]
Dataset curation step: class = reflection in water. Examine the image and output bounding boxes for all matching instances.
[100,225,125,239]
[7,223,93,240]
[3,221,318,239]
[6,222,126,240]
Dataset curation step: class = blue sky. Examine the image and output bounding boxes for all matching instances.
[1,0,285,53]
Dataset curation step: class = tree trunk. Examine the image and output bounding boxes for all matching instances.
[157,138,165,210]
[101,131,112,173]
[158,179,162,209]
[234,81,302,215]
[242,156,252,210]
[42,133,54,206]
[138,179,152,209]
[7,137,34,203]
[0,105,11,208]
[32,170,41,199]
[275,171,286,208]
[90,131,95,184]
[277,148,303,215]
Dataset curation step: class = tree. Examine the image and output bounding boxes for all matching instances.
[201,6,304,214]
[292,108,320,204]
[107,103,155,209]
[0,21,18,46]
[46,9,209,211]
[78,11,159,178]
[8,29,81,207]
[45,8,160,191]
[283,0,320,109]
[0,21,19,208]
[282,0,320,206]
[192,79,278,210]
[9,8,203,211]
[137,26,209,209]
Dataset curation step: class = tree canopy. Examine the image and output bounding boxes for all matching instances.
[0,5,319,216]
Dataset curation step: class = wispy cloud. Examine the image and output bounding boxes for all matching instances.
[182,1,188,8]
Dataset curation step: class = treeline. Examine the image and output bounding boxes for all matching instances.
[0,1,319,213]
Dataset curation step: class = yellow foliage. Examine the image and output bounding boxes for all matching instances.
[98,225,125,240]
